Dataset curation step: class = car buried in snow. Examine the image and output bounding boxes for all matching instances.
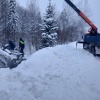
[0,44,25,69]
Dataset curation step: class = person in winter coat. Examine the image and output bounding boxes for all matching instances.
[8,40,15,50]
[19,38,25,56]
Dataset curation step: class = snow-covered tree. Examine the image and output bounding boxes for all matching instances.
[58,0,91,43]
[7,0,19,42]
[59,7,70,43]
[40,0,58,48]
[28,0,42,51]
[0,0,9,45]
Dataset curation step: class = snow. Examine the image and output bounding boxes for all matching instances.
[0,42,100,100]
[41,32,47,38]
[46,18,54,22]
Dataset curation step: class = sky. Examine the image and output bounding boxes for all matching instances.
[0,42,100,99]
[16,0,100,32]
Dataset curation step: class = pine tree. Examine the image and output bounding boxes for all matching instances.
[7,0,19,42]
[40,0,58,48]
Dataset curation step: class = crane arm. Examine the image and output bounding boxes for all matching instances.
[64,0,97,32]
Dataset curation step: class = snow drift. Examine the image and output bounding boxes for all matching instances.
[0,42,100,100]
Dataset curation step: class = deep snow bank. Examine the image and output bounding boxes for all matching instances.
[0,42,100,100]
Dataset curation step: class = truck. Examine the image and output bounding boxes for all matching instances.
[64,0,100,56]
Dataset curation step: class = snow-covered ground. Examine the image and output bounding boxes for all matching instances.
[0,42,100,100]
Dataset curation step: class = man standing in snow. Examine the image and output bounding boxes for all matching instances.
[8,40,15,50]
[19,38,25,57]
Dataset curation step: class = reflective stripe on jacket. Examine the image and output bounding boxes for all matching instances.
[20,40,24,44]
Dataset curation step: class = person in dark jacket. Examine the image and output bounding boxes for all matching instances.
[8,40,15,50]
[19,38,25,56]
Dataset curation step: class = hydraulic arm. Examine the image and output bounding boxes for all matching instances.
[64,0,97,34]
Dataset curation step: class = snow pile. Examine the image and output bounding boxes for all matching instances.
[0,42,100,100]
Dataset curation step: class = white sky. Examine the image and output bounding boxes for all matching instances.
[16,0,100,32]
